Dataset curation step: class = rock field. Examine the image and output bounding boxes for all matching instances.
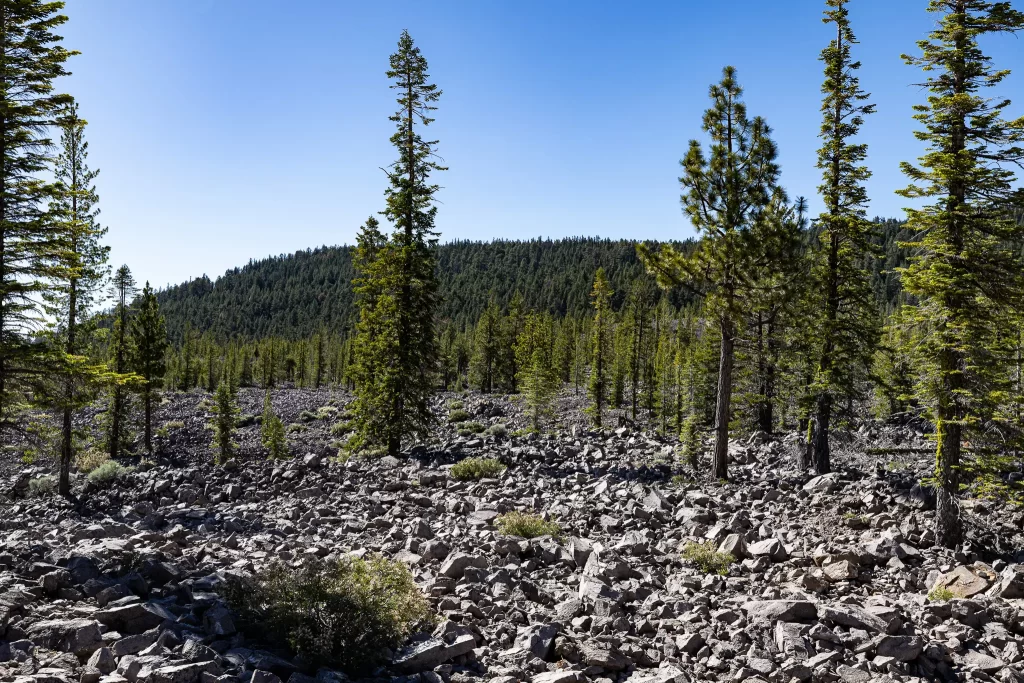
[2,388,1024,683]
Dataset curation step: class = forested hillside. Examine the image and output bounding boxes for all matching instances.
[158,222,909,342]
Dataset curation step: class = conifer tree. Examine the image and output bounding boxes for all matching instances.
[640,67,781,479]
[261,390,287,459]
[107,264,136,457]
[131,283,167,454]
[470,298,501,392]
[351,30,444,455]
[43,103,110,495]
[503,291,526,392]
[0,0,76,432]
[625,279,655,422]
[808,0,879,473]
[897,0,1024,547]
[210,378,238,464]
[517,311,559,431]
[588,268,613,427]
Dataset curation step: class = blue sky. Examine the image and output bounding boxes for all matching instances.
[60,0,1024,290]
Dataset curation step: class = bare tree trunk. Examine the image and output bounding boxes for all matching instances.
[713,317,734,480]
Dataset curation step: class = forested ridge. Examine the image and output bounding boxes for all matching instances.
[156,220,910,343]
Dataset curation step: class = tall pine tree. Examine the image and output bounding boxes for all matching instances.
[107,264,136,458]
[898,0,1024,548]
[808,0,878,474]
[588,268,613,427]
[640,67,780,480]
[0,0,75,432]
[131,282,167,454]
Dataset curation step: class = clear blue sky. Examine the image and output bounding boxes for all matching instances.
[60,0,1024,290]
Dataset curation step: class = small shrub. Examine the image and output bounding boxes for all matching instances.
[450,457,505,481]
[287,424,308,435]
[928,586,957,602]
[460,421,486,434]
[671,474,693,487]
[681,541,734,575]
[496,511,560,539]
[447,400,464,410]
[448,409,471,423]
[329,422,351,437]
[88,461,131,488]
[76,448,110,474]
[316,406,339,420]
[221,556,433,675]
[486,423,507,438]
[261,392,289,460]
[237,414,257,428]
[299,410,318,423]
[29,475,55,497]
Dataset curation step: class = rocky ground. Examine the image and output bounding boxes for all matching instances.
[2,388,1024,683]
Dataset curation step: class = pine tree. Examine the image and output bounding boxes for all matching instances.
[261,390,287,459]
[640,67,781,480]
[588,268,614,427]
[210,378,238,464]
[808,0,879,473]
[351,30,444,455]
[897,0,1024,548]
[131,283,167,454]
[625,279,655,422]
[40,103,109,495]
[517,311,559,431]
[0,0,76,432]
[470,298,501,392]
[107,264,136,457]
[503,291,526,392]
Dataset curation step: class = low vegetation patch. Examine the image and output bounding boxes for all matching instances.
[486,423,507,437]
[681,541,735,575]
[75,448,110,474]
[221,556,433,674]
[299,410,318,423]
[287,424,308,434]
[447,400,464,410]
[450,457,505,481]
[448,409,471,423]
[927,585,957,602]
[316,406,339,420]
[88,461,131,488]
[329,421,351,437]
[456,421,486,436]
[496,511,561,539]
[29,475,55,497]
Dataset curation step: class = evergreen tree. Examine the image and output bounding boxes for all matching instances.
[261,390,287,459]
[517,311,559,431]
[470,297,501,392]
[107,264,136,457]
[42,103,109,495]
[131,283,167,454]
[351,30,444,455]
[0,0,76,432]
[897,0,1024,547]
[502,291,526,391]
[808,0,879,473]
[588,268,614,427]
[210,378,238,464]
[624,279,655,422]
[640,67,781,480]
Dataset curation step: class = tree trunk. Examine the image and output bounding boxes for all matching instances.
[713,318,734,480]
[935,416,962,547]
[144,388,153,454]
[811,393,832,474]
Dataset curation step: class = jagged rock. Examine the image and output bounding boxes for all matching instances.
[94,602,172,634]
[748,538,789,562]
[25,618,103,656]
[875,635,924,662]
[932,564,994,598]
[742,600,817,622]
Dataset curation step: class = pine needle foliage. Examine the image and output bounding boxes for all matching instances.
[897,0,1024,547]
[0,0,76,433]
[131,283,167,454]
[588,268,614,427]
[210,380,239,464]
[261,390,288,459]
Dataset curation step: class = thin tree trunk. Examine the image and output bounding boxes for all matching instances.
[935,414,962,547]
[713,317,734,480]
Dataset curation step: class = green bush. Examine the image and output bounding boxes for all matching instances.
[88,461,131,488]
[681,541,734,575]
[287,424,308,434]
[486,423,508,437]
[221,556,433,675]
[447,400,464,410]
[316,406,339,420]
[299,410,318,423]
[496,511,560,539]
[29,475,55,497]
[459,421,486,434]
[237,414,257,428]
[927,585,957,602]
[76,448,110,474]
[329,422,351,437]
[448,409,471,423]
[450,457,505,481]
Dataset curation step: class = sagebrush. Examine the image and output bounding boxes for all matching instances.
[450,457,505,481]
